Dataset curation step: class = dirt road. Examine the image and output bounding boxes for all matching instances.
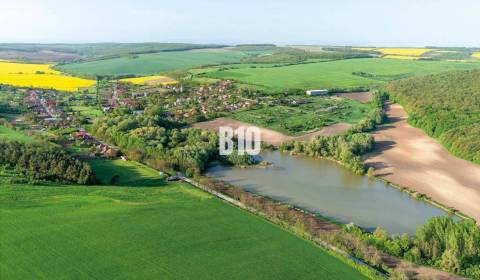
[192,118,351,146]
[365,102,480,222]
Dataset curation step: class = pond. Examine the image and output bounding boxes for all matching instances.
[207,150,452,234]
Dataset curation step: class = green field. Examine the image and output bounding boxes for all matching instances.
[201,58,480,90]
[231,96,369,135]
[0,125,32,142]
[70,105,103,118]
[57,50,250,77]
[89,159,166,186]
[0,161,369,279]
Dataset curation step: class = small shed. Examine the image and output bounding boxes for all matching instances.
[306,89,328,96]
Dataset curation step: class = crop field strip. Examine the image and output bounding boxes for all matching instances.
[119,75,178,85]
[0,61,95,91]
[56,49,254,77]
[200,58,480,90]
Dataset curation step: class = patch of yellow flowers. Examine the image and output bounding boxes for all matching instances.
[120,75,177,85]
[383,55,420,60]
[472,52,480,59]
[376,48,434,57]
[353,47,435,60]
[0,61,95,91]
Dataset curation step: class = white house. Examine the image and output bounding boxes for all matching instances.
[306,89,328,96]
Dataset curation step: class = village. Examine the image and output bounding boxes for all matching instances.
[17,79,265,160]
[100,79,258,122]
[23,88,119,158]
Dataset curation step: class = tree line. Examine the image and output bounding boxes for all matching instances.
[0,140,97,184]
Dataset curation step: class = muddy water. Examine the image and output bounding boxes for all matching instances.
[207,150,452,234]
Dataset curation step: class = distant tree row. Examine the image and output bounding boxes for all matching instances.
[385,69,480,163]
[0,140,96,184]
[241,47,372,64]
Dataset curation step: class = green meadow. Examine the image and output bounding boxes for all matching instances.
[57,49,250,77]
[0,125,32,142]
[231,96,369,135]
[89,159,166,186]
[0,160,369,280]
[201,58,480,90]
[70,105,103,118]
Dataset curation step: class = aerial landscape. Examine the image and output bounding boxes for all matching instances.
[1,0,480,279]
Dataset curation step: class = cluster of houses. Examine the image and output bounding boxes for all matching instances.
[73,131,118,158]
[101,83,130,112]
[163,80,256,121]
[24,89,90,129]
[25,89,61,120]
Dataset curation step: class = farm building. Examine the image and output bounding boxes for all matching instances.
[306,89,328,96]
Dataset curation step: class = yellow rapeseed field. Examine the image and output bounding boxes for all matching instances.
[0,61,60,75]
[0,61,95,91]
[352,47,375,51]
[383,55,419,60]
[472,52,480,59]
[376,48,434,57]
[120,75,178,85]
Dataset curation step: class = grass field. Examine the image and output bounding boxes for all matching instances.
[0,61,95,91]
[0,159,369,279]
[201,58,480,90]
[57,50,250,77]
[0,125,32,142]
[89,159,166,186]
[231,96,369,135]
[70,105,103,118]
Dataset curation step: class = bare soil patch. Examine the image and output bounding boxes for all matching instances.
[364,102,480,222]
[192,118,351,145]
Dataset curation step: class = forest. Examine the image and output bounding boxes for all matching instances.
[385,69,480,163]
[0,140,96,184]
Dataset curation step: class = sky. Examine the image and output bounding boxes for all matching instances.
[1,0,479,47]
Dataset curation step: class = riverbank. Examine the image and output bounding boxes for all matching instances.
[364,102,480,222]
